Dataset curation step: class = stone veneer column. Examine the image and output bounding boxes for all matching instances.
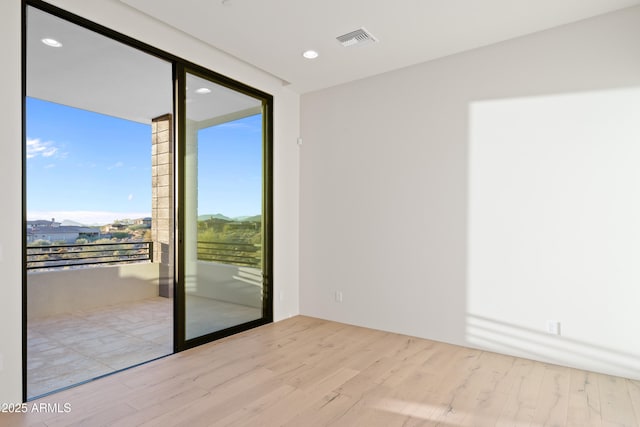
[151,114,173,298]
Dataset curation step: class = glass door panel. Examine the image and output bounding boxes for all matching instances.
[183,72,266,341]
[25,5,174,399]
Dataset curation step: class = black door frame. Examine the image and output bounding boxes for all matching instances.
[174,63,274,351]
[22,0,274,401]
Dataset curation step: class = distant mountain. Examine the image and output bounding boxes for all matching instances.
[198,213,232,221]
[61,219,87,227]
[198,214,262,222]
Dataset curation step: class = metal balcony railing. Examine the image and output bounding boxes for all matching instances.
[27,240,261,270]
[197,241,261,268]
[27,241,153,271]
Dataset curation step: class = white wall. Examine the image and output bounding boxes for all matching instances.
[468,88,640,378]
[300,6,640,379]
[0,0,300,402]
[0,0,23,407]
[28,263,162,319]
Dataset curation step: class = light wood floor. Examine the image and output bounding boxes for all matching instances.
[3,316,640,426]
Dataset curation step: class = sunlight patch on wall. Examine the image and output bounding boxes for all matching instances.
[467,87,640,379]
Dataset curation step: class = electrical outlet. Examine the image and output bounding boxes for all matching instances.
[546,320,561,335]
[335,291,343,303]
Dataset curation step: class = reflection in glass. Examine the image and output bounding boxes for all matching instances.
[184,73,264,340]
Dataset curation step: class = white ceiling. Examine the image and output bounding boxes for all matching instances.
[27,7,173,123]
[120,0,640,93]
[27,7,261,124]
[28,0,640,122]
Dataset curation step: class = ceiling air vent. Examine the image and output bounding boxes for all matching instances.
[336,27,378,47]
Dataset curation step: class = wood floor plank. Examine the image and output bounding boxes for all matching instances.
[224,367,361,427]
[566,369,603,427]
[281,389,357,427]
[4,316,640,427]
[598,373,638,427]
[486,355,544,426]
[415,346,484,425]
[136,372,288,427]
[627,379,640,426]
[310,339,445,427]
[48,402,137,427]
[531,364,571,426]
[208,384,298,427]
[109,385,212,427]
[334,345,445,426]
[457,352,520,426]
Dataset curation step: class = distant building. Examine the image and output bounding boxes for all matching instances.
[26,220,100,244]
[27,218,61,229]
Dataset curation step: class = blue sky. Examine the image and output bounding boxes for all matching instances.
[26,97,262,225]
[197,116,262,218]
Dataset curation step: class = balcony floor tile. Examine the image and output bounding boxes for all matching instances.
[27,296,173,400]
[27,295,263,400]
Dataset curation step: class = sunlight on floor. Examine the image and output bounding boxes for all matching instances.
[371,397,545,426]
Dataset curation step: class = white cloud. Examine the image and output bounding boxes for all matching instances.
[107,161,124,170]
[26,138,58,159]
[128,194,134,201]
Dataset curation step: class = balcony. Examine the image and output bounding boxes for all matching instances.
[196,241,261,268]
[26,241,262,399]
[27,241,153,271]
[27,296,172,399]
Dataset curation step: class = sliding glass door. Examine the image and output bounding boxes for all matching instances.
[177,69,272,347]
[24,1,273,400]
[25,5,174,399]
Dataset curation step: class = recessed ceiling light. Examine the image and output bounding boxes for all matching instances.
[302,50,319,59]
[195,87,211,94]
[41,38,62,48]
